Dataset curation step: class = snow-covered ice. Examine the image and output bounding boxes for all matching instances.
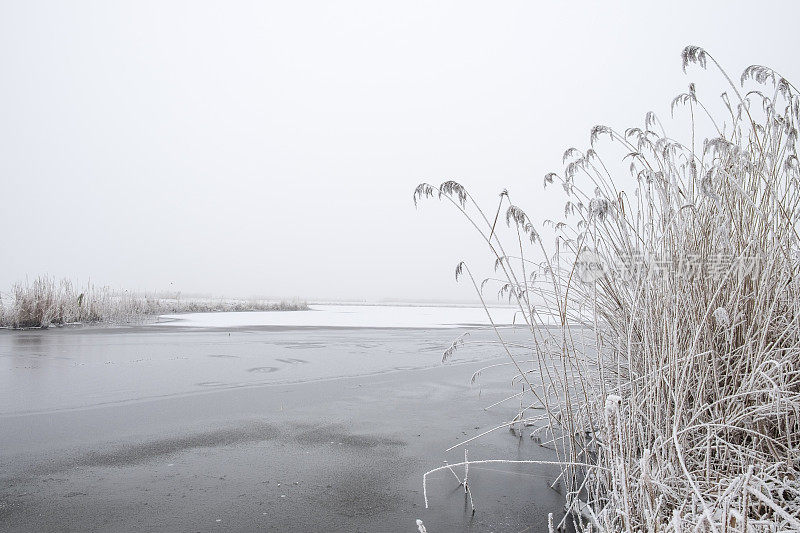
[157,304,520,329]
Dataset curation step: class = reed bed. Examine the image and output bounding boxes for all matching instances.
[416,46,800,531]
[0,276,307,329]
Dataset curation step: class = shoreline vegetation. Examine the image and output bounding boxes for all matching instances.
[417,46,800,530]
[0,276,308,329]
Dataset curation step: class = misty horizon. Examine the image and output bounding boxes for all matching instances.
[2,1,799,302]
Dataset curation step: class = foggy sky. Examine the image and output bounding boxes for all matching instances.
[1,1,798,302]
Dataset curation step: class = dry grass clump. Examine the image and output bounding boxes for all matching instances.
[0,276,307,329]
[416,46,800,531]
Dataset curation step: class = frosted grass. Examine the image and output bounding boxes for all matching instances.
[0,276,307,329]
[418,46,800,531]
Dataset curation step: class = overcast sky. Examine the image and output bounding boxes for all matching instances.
[1,1,798,302]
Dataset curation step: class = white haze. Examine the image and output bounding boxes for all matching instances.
[1,1,798,302]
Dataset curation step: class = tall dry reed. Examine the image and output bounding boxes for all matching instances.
[0,276,307,329]
[417,46,800,531]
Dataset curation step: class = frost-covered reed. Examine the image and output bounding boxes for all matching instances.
[417,46,800,530]
[0,276,307,329]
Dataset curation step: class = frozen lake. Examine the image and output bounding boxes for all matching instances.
[0,306,562,532]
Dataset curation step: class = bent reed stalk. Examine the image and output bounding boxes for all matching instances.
[0,276,308,329]
[416,46,800,531]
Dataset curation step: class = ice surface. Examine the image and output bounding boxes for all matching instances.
[0,319,533,415]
